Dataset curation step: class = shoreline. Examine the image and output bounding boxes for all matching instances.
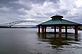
[0,26,37,28]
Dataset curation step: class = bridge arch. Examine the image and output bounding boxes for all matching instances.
[7,20,41,27]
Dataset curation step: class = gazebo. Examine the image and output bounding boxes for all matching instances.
[37,15,82,40]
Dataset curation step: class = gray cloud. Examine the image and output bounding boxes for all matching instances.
[0,0,82,24]
[0,0,17,4]
[30,0,46,4]
[0,0,17,7]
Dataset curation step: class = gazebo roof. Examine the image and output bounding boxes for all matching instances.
[38,15,81,26]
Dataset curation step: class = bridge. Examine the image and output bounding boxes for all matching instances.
[5,20,41,27]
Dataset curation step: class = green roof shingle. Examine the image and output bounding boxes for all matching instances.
[39,19,80,26]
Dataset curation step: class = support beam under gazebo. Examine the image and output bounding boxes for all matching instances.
[54,26,56,37]
[65,26,67,39]
[44,26,46,33]
[38,26,40,33]
[42,26,44,33]
[59,26,62,37]
[75,26,78,40]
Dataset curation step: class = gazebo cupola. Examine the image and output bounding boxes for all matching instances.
[51,15,63,20]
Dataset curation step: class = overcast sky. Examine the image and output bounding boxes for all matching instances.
[0,0,82,24]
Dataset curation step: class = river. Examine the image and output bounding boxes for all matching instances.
[0,28,82,54]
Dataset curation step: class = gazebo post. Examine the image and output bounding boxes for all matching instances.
[65,26,67,39]
[42,26,44,33]
[59,26,62,37]
[75,26,78,40]
[44,26,46,33]
[54,26,56,37]
[38,26,40,33]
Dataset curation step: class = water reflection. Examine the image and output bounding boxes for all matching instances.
[37,32,80,49]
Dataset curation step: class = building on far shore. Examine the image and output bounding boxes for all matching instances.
[37,15,82,40]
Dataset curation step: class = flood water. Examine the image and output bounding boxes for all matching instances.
[0,28,82,54]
